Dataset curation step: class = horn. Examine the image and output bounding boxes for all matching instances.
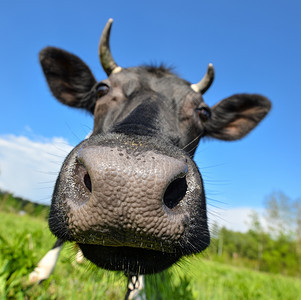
[191,63,215,94]
[99,18,122,75]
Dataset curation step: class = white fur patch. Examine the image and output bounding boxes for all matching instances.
[29,246,62,283]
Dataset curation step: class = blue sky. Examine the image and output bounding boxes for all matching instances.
[0,0,300,230]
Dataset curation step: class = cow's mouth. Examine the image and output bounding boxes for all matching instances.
[78,243,181,275]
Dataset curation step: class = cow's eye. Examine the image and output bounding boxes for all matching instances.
[96,83,109,98]
[196,106,211,122]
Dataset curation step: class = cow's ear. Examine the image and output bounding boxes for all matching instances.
[204,94,271,140]
[39,47,97,113]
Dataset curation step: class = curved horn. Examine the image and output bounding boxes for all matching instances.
[191,63,215,94]
[99,18,122,75]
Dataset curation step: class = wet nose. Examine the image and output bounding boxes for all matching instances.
[64,145,190,249]
[77,146,188,211]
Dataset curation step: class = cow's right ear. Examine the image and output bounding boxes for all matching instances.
[39,47,97,113]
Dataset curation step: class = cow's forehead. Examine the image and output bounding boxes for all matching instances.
[105,66,203,103]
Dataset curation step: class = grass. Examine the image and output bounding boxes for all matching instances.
[0,212,125,299]
[0,211,301,299]
[175,258,301,300]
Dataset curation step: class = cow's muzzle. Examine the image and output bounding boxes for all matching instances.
[67,145,190,251]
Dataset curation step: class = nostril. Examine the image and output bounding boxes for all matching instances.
[163,175,188,209]
[84,172,92,193]
[76,160,92,194]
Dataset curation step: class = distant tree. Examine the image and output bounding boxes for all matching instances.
[248,210,263,233]
[294,199,301,260]
[0,192,9,210]
[23,202,35,215]
[248,210,265,269]
[264,191,294,238]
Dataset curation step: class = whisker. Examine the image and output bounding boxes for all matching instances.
[34,171,59,175]
[37,181,56,185]
[181,132,202,152]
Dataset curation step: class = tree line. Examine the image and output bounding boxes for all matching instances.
[207,191,301,277]
[0,190,49,219]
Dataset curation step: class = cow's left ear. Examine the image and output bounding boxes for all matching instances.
[204,94,271,140]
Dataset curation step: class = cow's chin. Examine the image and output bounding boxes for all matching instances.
[78,243,181,275]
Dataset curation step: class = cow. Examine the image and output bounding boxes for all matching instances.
[30,18,271,290]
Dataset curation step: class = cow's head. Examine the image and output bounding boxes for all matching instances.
[40,19,271,275]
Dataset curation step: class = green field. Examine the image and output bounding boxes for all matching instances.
[1,211,301,300]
